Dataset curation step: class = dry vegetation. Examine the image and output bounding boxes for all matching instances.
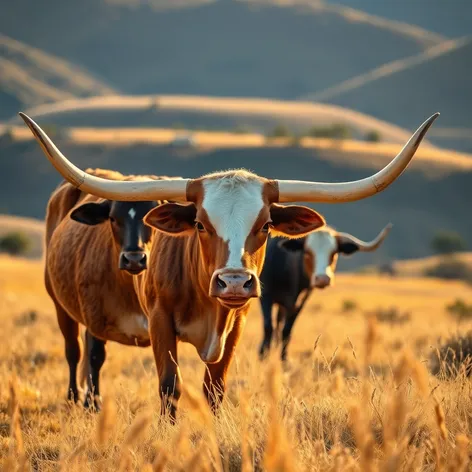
[2,254,472,471]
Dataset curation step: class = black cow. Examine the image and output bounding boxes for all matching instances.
[259,224,392,361]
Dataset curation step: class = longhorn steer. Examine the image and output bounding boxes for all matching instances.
[259,224,392,361]
[20,111,438,421]
[44,168,173,409]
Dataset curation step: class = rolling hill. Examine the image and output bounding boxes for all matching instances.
[0,0,441,104]
[7,94,440,146]
[0,34,118,120]
[328,0,472,38]
[301,37,472,152]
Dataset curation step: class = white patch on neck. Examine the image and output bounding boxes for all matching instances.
[202,177,264,269]
[305,230,337,278]
[128,208,136,219]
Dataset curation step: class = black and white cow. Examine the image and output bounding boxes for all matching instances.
[258,223,392,361]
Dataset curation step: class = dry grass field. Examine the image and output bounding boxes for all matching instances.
[1,253,472,471]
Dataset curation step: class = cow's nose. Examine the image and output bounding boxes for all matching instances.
[209,269,260,305]
[119,251,147,274]
[314,274,331,289]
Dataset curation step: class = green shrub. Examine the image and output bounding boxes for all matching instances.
[424,258,472,282]
[365,130,381,142]
[430,332,472,378]
[372,306,410,325]
[307,123,352,140]
[431,231,467,255]
[341,299,358,313]
[269,124,291,138]
[0,231,31,256]
[446,298,472,321]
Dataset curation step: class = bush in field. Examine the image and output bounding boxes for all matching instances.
[430,332,472,378]
[307,123,352,140]
[446,298,472,321]
[341,299,358,313]
[0,231,31,256]
[431,231,467,255]
[365,130,382,142]
[268,124,291,138]
[424,258,472,282]
[371,306,411,325]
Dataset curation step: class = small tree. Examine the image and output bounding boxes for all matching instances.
[0,231,31,256]
[330,123,352,140]
[269,124,291,139]
[431,231,466,255]
[307,123,352,140]
[365,130,381,142]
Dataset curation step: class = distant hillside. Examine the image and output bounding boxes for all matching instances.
[303,37,472,152]
[2,133,472,269]
[8,94,440,146]
[0,34,118,120]
[0,215,45,259]
[0,0,441,103]
[392,253,472,278]
[329,0,472,38]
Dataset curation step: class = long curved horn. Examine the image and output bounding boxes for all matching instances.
[19,113,189,202]
[337,223,393,252]
[276,113,439,203]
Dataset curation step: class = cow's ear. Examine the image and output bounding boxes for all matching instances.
[269,203,325,238]
[144,202,196,236]
[70,201,111,226]
[337,240,360,255]
[278,238,305,252]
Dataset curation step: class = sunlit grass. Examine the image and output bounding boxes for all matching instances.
[1,257,472,470]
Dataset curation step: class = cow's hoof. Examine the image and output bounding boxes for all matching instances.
[83,393,102,412]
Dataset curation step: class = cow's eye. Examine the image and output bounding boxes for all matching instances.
[109,217,115,223]
[261,222,271,233]
[195,221,205,232]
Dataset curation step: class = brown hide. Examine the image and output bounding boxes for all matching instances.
[44,169,173,347]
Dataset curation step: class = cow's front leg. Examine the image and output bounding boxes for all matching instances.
[203,314,245,413]
[259,296,274,360]
[281,309,300,362]
[149,307,181,423]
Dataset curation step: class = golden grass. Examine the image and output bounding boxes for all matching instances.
[1,257,472,471]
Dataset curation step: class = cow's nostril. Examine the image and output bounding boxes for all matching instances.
[216,276,227,289]
[243,276,253,289]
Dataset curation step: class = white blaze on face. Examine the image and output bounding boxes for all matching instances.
[128,208,137,220]
[202,178,264,269]
[305,230,337,282]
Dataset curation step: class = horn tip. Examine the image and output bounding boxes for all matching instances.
[18,112,33,128]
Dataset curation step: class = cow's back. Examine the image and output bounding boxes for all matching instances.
[260,237,308,308]
[44,181,85,249]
